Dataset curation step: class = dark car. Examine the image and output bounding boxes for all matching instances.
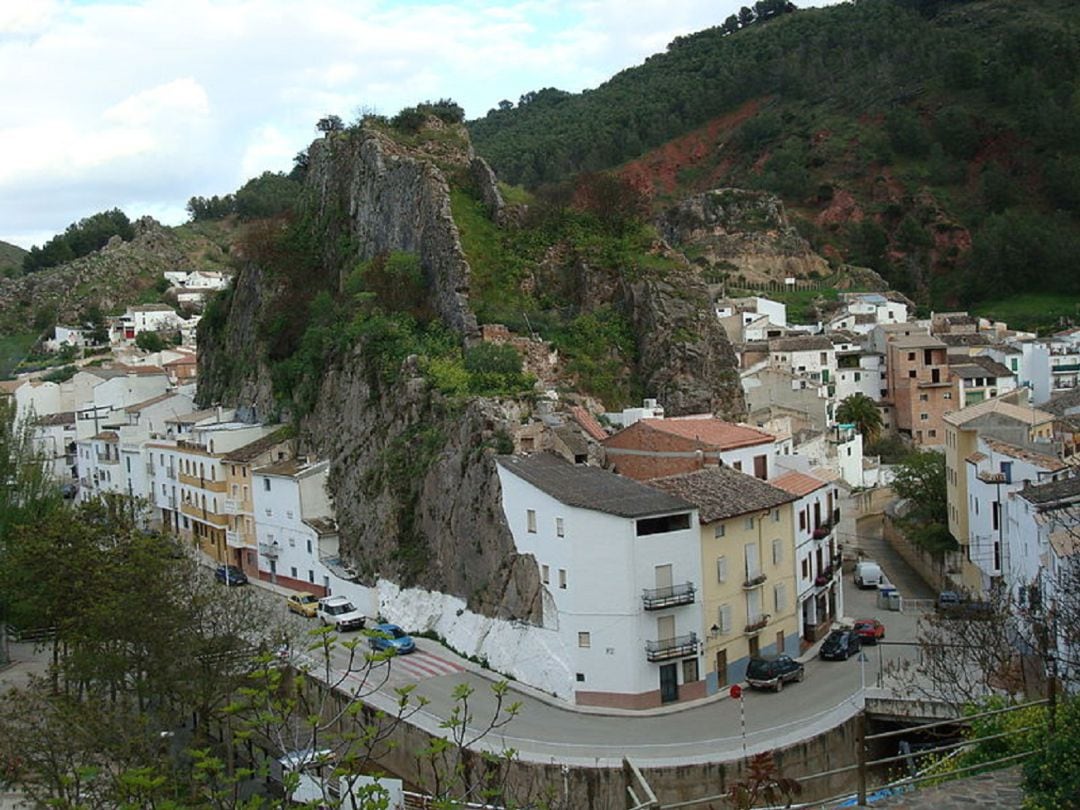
[745,655,805,692]
[820,629,862,661]
[214,565,248,586]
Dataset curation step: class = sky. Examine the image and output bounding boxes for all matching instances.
[0,0,839,250]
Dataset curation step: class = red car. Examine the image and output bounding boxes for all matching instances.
[853,618,885,644]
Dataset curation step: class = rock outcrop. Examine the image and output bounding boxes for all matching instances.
[661,188,830,284]
[306,126,479,339]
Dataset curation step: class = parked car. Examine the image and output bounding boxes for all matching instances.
[316,596,365,632]
[853,618,886,644]
[214,565,248,585]
[937,591,994,619]
[368,623,416,655]
[746,655,805,692]
[820,629,862,661]
[854,561,883,589]
[286,592,319,618]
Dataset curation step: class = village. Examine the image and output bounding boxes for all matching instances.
[5,268,1078,714]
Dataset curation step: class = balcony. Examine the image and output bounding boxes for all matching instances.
[743,573,767,590]
[744,615,770,635]
[96,454,119,465]
[645,632,698,662]
[813,522,833,540]
[224,498,239,515]
[180,502,228,527]
[258,541,280,559]
[814,565,837,587]
[642,582,696,610]
[225,530,243,548]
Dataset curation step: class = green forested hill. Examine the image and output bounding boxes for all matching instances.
[469,0,1080,316]
[0,240,27,277]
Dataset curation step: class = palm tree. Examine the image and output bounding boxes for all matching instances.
[836,393,883,443]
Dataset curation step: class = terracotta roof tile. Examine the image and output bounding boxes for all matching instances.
[570,406,607,442]
[635,417,775,450]
[771,470,828,497]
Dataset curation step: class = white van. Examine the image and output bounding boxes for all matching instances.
[854,561,883,589]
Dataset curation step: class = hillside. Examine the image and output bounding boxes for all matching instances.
[469,0,1080,322]
[0,218,237,337]
[0,240,27,278]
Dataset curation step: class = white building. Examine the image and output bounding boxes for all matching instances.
[771,470,844,644]
[252,459,338,595]
[1046,329,1080,394]
[114,304,183,342]
[768,335,837,386]
[496,453,704,708]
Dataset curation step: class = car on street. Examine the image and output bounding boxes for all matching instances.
[745,655,805,692]
[316,596,365,631]
[215,565,248,585]
[853,618,886,644]
[368,623,416,655]
[854,560,883,589]
[286,592,319,618]
[820,629,862,661]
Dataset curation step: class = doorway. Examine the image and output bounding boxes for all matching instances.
[715,650,728,688]
[659,663,678,704]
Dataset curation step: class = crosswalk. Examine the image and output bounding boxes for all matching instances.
[373,649,466,685]
[290,647,467,692]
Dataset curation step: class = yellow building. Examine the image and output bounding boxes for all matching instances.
[943,393,1055,593]
[651,466,799,694]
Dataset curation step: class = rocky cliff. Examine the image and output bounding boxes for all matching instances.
[661,188,830,284]
[198,119,748,619]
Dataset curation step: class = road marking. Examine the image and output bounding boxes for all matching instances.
[385,650,465,682]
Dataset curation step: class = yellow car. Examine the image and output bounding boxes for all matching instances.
[286,592,319,618]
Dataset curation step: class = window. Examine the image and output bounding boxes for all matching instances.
[717,604,732,635]
[908,370,917,378]
[716,556,728,583]
[578,632,591,648]
[801,557,809,578]
[733,461,742,472]
[290,566,297,578]
[920,413,929,421]
[306,539,312,554]
[907,352,915,361]
[263,478,270,492]
[919,393,929,402]
[308,570,314,583]
[774,582,787,613]
[289,537,296,548]
[820,352,828,364]
[555,517,564,537]
[771,538,783,566]
[286,510,294,519]
[744,516,754,530]
[576,673,585,682]
[526,509,537,533]
[773,509,781,522]
[541,565,550,584]
[944,392,952,399]
[558,569,567,589]
[799,511,806,531]
[928,429,937,438]
[636,513,691,535]
[854,372,861,382]
[714,523,726,538]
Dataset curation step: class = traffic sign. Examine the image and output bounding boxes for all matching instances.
[729,684,742,700]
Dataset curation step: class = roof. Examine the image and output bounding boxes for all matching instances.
[33,411,75,426]
[168,407,220,425]
[125,392,177,413]
[303,517,338,534]
[497,453,693,518]
[128,304,175,313]
[1019,475,1080,507]
[648,466,796,524]
[951,357,1012,379]
[771,470,829,497]
[570,406,607,442]
[944,397,1054,428]
[554,425,589,456]
[163,354,196,368]
[254,458,327,479]
[1042,388,1080,417]
[939,333,991,347]
[769,335,834,353]
[93,430,119,442]
[982,438,1065,472]
[965,452,988,464]
[889,334,947,349]
[632,417,775,450]
[1049,529,1080,559]
[222,427,292,463]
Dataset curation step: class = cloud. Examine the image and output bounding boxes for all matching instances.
[0,0,840,249]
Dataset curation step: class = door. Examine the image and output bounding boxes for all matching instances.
[715,650,728,688]
[657,615,675,641]
[659,663,678,704]
[776,630,785,655]
[655,564,673,593]
[745,543,760,581]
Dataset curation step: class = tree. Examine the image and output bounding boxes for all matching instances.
[891,450,956,555]
[316,114,344,134]
[738,6,755,26]
[134,331,166,353]
[835,393,883,442]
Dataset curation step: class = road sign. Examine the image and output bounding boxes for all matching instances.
[729,684,742,700]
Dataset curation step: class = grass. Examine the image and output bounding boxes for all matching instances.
[972,294,1080,335]
[0,333,38,379]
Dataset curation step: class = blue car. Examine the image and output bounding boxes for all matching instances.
[368,623,416,655]
[214,565,248,586]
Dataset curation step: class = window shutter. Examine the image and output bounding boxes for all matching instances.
[774,582,787,613]
[718,604,732,634]
[716,556,728,584]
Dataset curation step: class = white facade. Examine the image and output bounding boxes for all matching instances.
[834,353,885,404]
[497,457,703,704]
[252,461,336,593]
[1047,333,1080,393]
